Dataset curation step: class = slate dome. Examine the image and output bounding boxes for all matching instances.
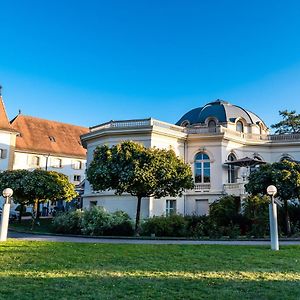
[176,100,266,127]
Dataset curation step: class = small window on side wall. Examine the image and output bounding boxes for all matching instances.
[0,149,7,159]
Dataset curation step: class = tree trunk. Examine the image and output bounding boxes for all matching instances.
[284,199,291,236]
[31,200,39,230]
[135,196,142,236]
[18,203,24,223]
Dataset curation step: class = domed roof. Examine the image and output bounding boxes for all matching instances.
[176,100,266,127]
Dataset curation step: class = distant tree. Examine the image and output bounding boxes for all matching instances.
[0,169,31,222]
[87,141,194,234]
[271,110,300,134]
[0,169,77,224]
[245,160,300,235]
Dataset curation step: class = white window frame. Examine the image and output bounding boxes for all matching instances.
[52,158,62,168]
[194,153,210,183]
[166,200,176,216]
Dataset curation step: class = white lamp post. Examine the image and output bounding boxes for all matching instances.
[0,188,13,242]
[267,185,279,251]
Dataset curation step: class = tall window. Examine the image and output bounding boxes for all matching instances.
[208,120,217,133]
[194,152,210,183]
[227,153,236,183]
[72,160,82,170]
[236,121,244,133]
[166,200,176,216]
[52,158,62,168]
[31,156,40,167]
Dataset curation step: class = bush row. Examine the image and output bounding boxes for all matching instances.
[52,195,300,238]
[52,207,134,236]
[142,195,300,238]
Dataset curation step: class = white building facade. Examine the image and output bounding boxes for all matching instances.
[0,93,89,210]
[81,100,300,219]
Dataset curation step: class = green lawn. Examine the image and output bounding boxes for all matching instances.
[0,242,299,300]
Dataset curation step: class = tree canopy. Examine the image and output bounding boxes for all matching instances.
[245,160,300,234]
[87,141,194,233]
[271,110,300,134]
[0,169,78,221]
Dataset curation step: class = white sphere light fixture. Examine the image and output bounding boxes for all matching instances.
[2,188,13,198]
[267,185,277,197]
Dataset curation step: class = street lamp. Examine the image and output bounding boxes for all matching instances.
[0,188,13,242]
[267,185,279,251]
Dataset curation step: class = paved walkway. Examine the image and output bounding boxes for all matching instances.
[8,231,300,245]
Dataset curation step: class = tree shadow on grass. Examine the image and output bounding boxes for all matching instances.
[0,273,299,300]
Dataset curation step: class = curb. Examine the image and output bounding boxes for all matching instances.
[8,228,300,242]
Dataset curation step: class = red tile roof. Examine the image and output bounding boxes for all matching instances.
[11,115,89,159]
[0,97,18,133]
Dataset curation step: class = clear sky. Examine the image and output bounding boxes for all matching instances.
[1,0,300,128]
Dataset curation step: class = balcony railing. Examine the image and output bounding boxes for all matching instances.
[223,183,246,196]
[194,183,211,192]
[90,118,186,133]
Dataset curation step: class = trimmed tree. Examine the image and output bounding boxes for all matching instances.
[0,169,78,224]
[271,110,300,134]
[87,141,194,234]
[245,160,300,235]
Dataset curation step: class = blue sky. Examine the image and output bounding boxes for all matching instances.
[1,0,300,128]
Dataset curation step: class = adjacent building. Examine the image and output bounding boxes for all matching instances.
[81,100,300,219]
[0,92,89,209]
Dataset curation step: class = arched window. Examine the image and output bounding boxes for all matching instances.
[194,152,210,183]
[227,153,236,183]
[181,120,190,127]
[236,121,244,133]
[208,120,217,133]
[280,155,293,162]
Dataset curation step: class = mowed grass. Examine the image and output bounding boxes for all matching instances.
[0,242,299,300]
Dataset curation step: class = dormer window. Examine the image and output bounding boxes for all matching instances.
[208,120,216,133]
[181,120,190,127]
[49,136,56,142]
[236,121,244,133]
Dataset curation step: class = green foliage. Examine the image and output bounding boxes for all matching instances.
[87,141,194,232]
[209,195,242,227]
[141,214,188,237]
[243,195,270,237]
[0,169,78,205]
[87,141,194,198]
[52,210,84,234]
[52,207,134,236]
[245,160,300,234]
[271,110,300,134]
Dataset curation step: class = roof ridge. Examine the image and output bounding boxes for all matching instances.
[11,114,88,129]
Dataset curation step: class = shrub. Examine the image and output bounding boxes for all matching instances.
[52,209,83,234]
[185,215,211,237]
[243,195,269,237]
[141,214,187,237]
[209,195,242,227]
[102,211,134,236]
[81,206,110,236]
[52,207,134,236]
